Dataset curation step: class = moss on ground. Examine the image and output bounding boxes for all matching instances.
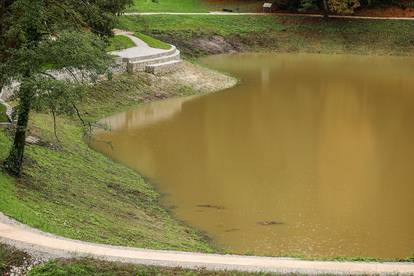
[117,15,414,57]
[106,35,135,51]
[0,74,213,252]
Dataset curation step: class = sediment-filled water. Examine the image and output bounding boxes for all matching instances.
[91,53,414,258]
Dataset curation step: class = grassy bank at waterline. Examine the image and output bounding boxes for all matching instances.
[0,62,235,253]
[118,15,414,57]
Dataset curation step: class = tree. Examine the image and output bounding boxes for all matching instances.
[328,0,361,14]
[0,0,132,176]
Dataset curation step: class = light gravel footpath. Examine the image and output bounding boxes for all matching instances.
[0,213,413,275]
[124,11,414,20]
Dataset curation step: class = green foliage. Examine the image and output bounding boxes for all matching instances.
[328,0,361,13]
[298,0,320,11]
[135,32,172,49]
[0,104,8,122]
[106,35,135,51]
[1,0,133,174]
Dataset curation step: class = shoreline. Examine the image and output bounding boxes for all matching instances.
[1,21,414,271]
[1,212,414,275]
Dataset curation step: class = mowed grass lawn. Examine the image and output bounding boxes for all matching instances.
[117,15,414,56]
[126,0,263,13]
[126,0,207,12]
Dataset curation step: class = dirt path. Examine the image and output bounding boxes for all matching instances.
[1,213,413,275]
[124,11,414,20]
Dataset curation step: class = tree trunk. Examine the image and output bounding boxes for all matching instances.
[322,0,329,18]
[4,85,31,176]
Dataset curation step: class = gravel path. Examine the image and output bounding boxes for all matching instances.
[1,213,413,275]
[124,11,414,20]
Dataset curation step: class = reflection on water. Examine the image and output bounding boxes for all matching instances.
[91,53,414,258]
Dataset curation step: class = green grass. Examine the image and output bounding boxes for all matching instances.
[29,259,284,276]
[0,74,213,253]
[127,0,207,13]
[135,32,172,49]
[0,104,8,123]
[119,15,284,36]
[126,0,262,13]
[106,35,135,51]
[117,15,414,57]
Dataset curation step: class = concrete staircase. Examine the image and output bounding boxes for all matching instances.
[126,46,182,74]
[111,32,182,75]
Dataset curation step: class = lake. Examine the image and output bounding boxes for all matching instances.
[91,53,414,259]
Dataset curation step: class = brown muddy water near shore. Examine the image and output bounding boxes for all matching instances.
[91,53,414,259]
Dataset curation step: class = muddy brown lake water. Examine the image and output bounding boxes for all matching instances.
[91,53,414,259]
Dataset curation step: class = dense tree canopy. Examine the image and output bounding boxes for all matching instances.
[274,0,409,14]
[0,0,132,175]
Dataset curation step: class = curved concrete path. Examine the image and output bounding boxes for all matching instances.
[124,11,414,21]
[1,214,413,275]
[111,30,175,60]
[111,30,181,74]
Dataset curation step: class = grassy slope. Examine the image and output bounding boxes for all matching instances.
[0,74,212,252]
[29,259,278,276]
[106,35,135,51]
[126,0,262,13]
[136,32,172,49]
[118,15,414,57]
[127,0,207,12]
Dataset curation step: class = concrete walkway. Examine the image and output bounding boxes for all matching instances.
[1,214,413,275]
[111,30,181,74]
[111,30,174,61]
[124,11,414,21]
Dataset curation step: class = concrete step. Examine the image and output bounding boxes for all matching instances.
[124,46,177,63]
[145,60,182,75]
[127,50,181,73]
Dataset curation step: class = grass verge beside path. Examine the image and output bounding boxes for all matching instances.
[118,15,414,57]
[28,258,279,276]
[0,67,232,253]
[106,35,135,51]
[136,32,172,49]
